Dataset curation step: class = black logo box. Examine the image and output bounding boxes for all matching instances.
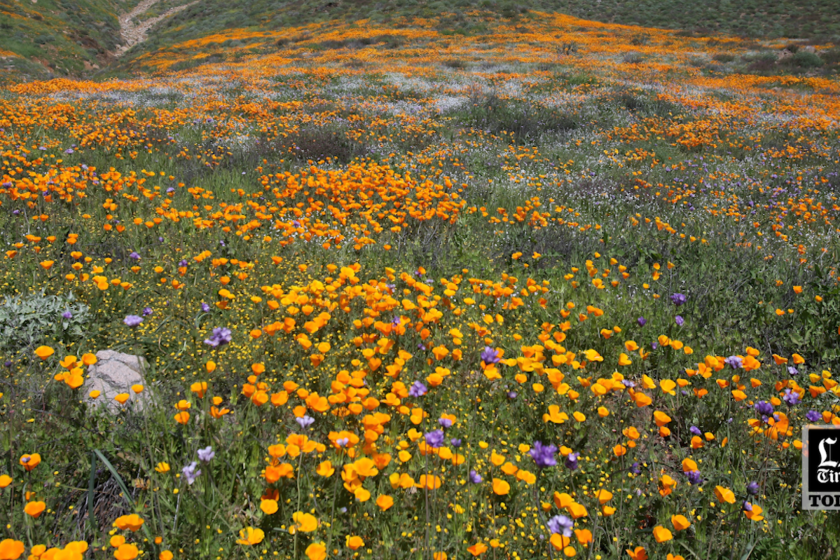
[803,426,840,510]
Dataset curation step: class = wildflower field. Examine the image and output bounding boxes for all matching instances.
[2,8,840,560]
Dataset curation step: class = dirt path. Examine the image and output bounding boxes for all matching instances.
[116,0,199,57]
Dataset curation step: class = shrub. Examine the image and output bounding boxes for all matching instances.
[822,47,840,65]
[712,53,735,63]
[0,291,90,355]
[275,126,369,164]
[780,50,824,69]
[745,52,778,72]
[622,51,644,64]
[458,91,577,143]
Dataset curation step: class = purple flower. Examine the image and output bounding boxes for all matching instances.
[507,391,517,399]
[129,252,141,260]
[450,438,462,448]
[564,452,580,471]
[742,501,753,512]
[725,355,743,369]
[204,327,232,347]
[408,381,427,397]
[182,461,201,484]
[629,462,641,475]
[755,401,774,423]
[200,302,211,313]
[546,514,573,537]
[783,388,800,406]
[480,346,500,364]
[675,315,684,326]
[806,410,822,422]
[747,481,759,495]
[197,446,215,463]
[296,415,315,429]
[529,441,558,469]
[439,417,454,429]
[178,259,188,267]
[124,315,143,328]
[425,430,445,448]
[469,470,482,484]
[788,366,799,375]
[686,470,702,485]
[62,311,73,319]
[142,307,153,316]
[637,317,646,327]
[670,293,686,306]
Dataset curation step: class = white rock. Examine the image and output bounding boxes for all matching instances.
[84,350,150,412]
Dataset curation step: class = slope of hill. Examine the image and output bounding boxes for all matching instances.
[2,0,840,81]
[131,0,840,63]
[0,0,142,77]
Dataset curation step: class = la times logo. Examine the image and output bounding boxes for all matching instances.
[803,426,840,509]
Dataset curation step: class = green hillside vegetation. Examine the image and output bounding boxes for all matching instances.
[2,0,840,79]
[138,0,840,61]
[0,0,140,77]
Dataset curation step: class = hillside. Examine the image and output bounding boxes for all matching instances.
[0,0,143,77]
[2,0,840,558]
[2,0,840,80]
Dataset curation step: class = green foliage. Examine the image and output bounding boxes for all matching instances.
[0,290,90,354]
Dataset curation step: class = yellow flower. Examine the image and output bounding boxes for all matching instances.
[671,515,691,531]
[714,486,736,504]
[20,453,41,471]
[0,539,25,560]
[24,501,46,518]
[114,543,139,560]
[34,346,54,360]
[346,536,365,550]
[491,478,510,495]
[113,514,144,532]
[291,512,318,533]
[236,527,265,546]
[260,499,278,515]
[376,495,394,511]
[653,526,672,543]
[155,462,170,473]
[305,542,326,560]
